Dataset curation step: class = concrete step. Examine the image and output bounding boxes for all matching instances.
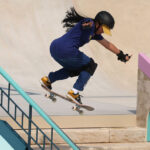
[32,142,150,150]
[16,127,146,144]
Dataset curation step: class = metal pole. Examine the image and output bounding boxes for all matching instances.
[8,83,11,113]
[0,89,3,106]
[28,105,32,149]
[51,128,54,150]
[147,112,150,142]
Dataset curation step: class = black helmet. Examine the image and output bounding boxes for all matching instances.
[94,11,115,29]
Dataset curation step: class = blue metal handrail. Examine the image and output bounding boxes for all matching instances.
[0,67,79,150]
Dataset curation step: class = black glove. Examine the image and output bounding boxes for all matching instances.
[117,50,131,62]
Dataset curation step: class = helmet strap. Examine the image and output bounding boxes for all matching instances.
[94,23,101,33]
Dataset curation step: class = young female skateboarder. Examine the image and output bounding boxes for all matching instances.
[41,7,131,104]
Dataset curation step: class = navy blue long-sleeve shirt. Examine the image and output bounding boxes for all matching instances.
[50,18,104,58]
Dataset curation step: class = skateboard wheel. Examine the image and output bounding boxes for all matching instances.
[79,110,83,114]
[51,97,57,102]
[72,106,76,111]
[45,93,50,98]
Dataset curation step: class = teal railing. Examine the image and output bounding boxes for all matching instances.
[147,112,150,142]
[0,83,57,149]
[0,67,80,150]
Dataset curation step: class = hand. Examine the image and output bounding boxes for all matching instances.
[117,50,132,63]
[125,55,132,62]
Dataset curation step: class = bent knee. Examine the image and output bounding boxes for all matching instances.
[83,58,98,76]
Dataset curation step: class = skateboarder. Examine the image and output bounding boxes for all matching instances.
[41,7,131,104]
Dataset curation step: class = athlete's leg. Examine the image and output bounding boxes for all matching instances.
[73,71,91,91]
[48,68,70,83]
[68,52,97,91]
[49,51,97,91]
[67,52,98,103]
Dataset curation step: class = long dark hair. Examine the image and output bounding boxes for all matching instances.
[62,7,85,32]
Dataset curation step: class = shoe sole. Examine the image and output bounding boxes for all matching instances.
[67,94,82,104]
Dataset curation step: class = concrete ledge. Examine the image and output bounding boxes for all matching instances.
[0,115,136,129]
[139,53,150,78]
[16,127,146,144]
[32,143,150,150]
[110,127,146,143]
[137,53,150,127]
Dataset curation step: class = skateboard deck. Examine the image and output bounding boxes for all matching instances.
[41,83,94,114]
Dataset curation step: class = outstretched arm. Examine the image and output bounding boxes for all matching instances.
[98,38,120,54]
[97,38,131,62]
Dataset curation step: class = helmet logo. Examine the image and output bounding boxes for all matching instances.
[89,35,92,40]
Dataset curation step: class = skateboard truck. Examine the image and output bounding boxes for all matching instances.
[72,105,83,114]
[45,93,57,102]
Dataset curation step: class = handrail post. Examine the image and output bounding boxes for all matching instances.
[28,105,32,149]
[51,128,54,150]
[8,83,11,113]
[147,112,150,142]
[0,88,2,106]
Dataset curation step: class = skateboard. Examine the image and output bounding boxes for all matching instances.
[41,83,94,114]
